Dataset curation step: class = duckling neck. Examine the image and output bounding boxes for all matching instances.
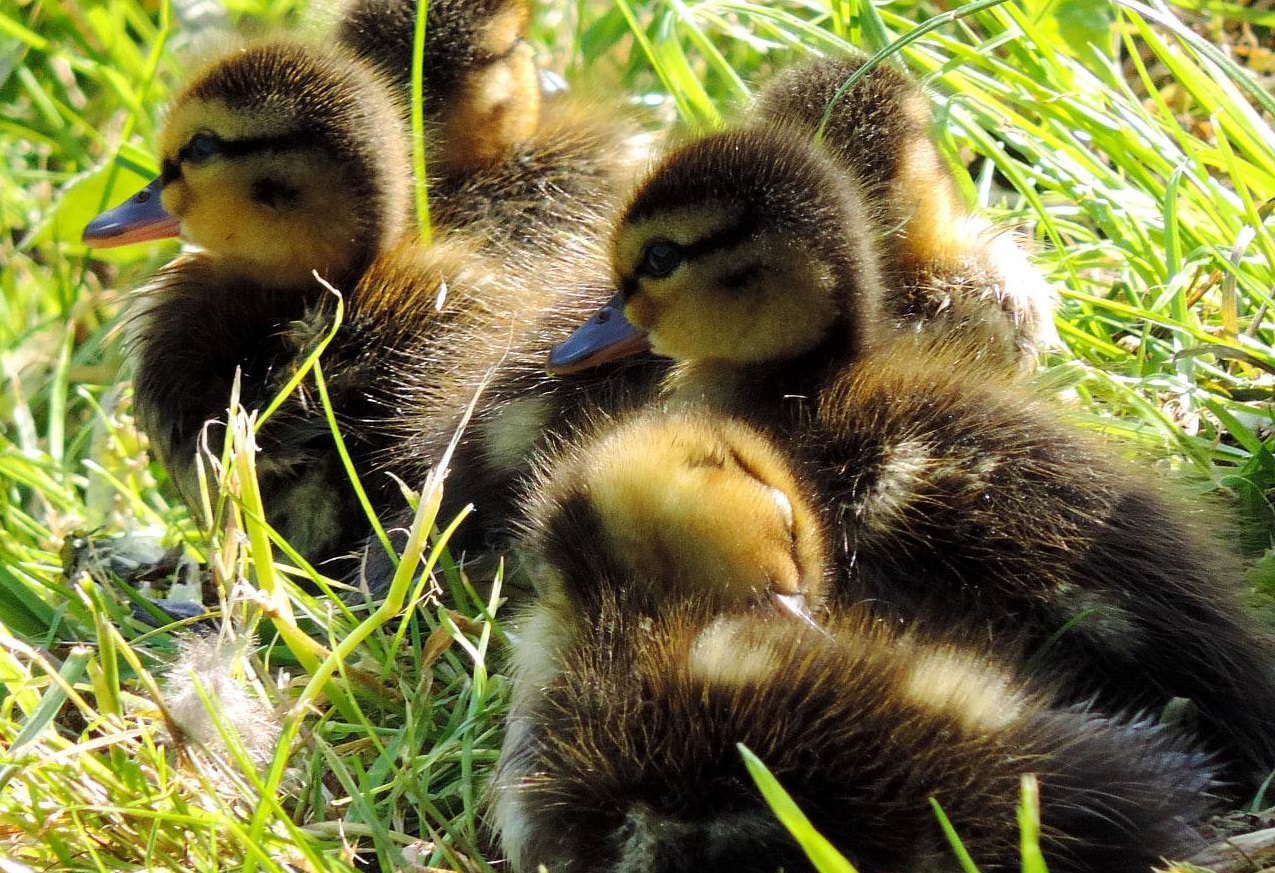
[216,247,375,301]
[668,329,861,426]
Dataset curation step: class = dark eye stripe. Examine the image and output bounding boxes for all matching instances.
[160,129,321,192]
[178,130,319,166]
[682,212,761,259]
[160,159,182,186]
[623,212,761,292]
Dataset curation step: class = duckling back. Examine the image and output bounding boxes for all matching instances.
[495,600,1213,873]
[428,93,646,261]
[495,408,1214,872]
[805,335,1275,789]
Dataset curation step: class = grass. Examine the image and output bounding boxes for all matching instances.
[3,0,1275,869]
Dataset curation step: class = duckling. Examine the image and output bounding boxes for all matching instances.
[498,603,1214,873]
[492,409,1214,873]
[82,38,523,566]
[86,32,661,579]
[335,0,540,173]
[546,127,1275,790]
[753,52,1057,365]
[85,39,412,286]
[547,124,886,419]
[335,0,648,257]
[497,408,830,823]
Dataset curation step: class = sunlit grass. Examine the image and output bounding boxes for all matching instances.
[2,0,1273,869]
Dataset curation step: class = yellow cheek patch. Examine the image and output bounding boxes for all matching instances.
[648,288,725,361]
[161,180,190,218]
[624,294,660,331]
[174,154,366,286]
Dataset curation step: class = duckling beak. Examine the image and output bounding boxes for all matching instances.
[82,178,181,248]
[547,292,651,375]
[770,591,824,635]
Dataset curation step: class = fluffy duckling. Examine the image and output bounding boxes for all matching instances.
[82,39,521,565]
[335,0,540,173]
[499,409,830,817]
[498,604,1214,873]
[85,39,411,284]
[753,52,1057,364]
[336,0,648,258]
[546,124,886,400]
[546,128,1275,790]
[86,33,659,578]
[492,409,1214,873]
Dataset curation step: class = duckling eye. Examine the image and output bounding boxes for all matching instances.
[637,240,685,279]
[182,132,223,165]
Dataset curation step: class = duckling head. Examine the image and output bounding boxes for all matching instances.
[83,40,410,288]
[527,410,828,622]
[547,127,885,375]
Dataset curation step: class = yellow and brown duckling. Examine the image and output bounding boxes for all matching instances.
[492,408,1214,873]
[86,27,662,582]
[546,121,887,407]
[753,52,1057,365]
[335,0,648,258]
[335,0,539,173]
[546,123,1275,790]
[81,38,522,567]
[805,343,1275,790]
[549,52,1052,377]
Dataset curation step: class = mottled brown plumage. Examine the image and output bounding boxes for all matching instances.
[801,337,1275,790]
[87,21,657,577]
[86,39,545,569]
[355,236,666,593]
[496,600,1213,873]
[335,0,645,256]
